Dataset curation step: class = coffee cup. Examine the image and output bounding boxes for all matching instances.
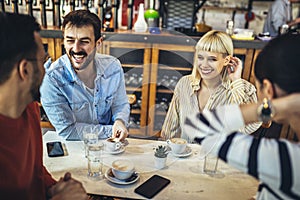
[166,138,187,154]
[111,159,134,180]
[105,137,122,152]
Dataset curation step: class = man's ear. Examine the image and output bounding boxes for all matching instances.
[96,37,103,47]
[18,59,30,81]
[262,79,275,99]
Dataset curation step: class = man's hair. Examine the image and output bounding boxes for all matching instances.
[0,12,41,85]
[255,33,300,93]
[62,10,102,42]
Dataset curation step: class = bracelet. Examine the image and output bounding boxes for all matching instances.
[257,98,275,128]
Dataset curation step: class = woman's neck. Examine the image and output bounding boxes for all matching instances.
[201,76,222,92]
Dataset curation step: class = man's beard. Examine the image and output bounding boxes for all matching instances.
[69,48,96,72]
[30,65,42,102]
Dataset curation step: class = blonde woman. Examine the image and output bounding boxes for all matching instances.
[161,30,260,141]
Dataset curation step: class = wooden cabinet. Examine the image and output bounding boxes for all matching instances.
[102,41,196,136]
[102,41,152,136]
[148,44,195,136]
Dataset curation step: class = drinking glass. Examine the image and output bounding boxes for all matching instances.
[87,141,104,180]
[83,127,98,158]
[203,154,219,174]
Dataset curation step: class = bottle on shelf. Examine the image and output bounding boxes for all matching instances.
[226,20,234,36]
[144,0,159,28]
[133,3,148,32]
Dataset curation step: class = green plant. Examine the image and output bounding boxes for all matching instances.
[154,145,168,158]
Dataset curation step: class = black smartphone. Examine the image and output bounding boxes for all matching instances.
[134,175,171,199]
[46,141,64,157]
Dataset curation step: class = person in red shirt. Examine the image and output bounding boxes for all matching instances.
[0,12,87,199]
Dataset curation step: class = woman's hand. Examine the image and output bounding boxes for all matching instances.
[227,56,243,81]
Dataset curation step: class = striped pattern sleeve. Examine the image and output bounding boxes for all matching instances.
[208,78,261,135]
[184,106,300,199]
[161,92,181,139]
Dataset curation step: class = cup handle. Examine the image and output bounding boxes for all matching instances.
[166,139,171,145]
[115,142,122,150]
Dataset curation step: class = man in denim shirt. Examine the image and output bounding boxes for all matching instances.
[40,10,130,141]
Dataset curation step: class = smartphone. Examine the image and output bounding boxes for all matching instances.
[134,175,171,199]
[46,141,64,157]
[228,65,235,73]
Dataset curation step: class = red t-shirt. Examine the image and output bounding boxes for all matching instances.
[0,102,56,199]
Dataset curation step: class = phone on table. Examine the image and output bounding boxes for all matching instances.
[46,141,64,157]
[134,175,171,199]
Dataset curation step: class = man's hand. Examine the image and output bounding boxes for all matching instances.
[112,120,128,141]
[48,172,88,200]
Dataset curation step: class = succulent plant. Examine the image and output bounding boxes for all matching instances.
[154,145,168,158]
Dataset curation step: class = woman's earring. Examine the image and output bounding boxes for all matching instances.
[257,98,275,128]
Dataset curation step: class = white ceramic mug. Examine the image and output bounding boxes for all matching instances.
[111,159,134,180]
[166,138,187,154]
[105,138,122,152]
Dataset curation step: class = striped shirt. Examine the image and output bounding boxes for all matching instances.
[161,75,261,141]
[185,105,300,200]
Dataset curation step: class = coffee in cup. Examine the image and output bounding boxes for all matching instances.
[166,138,187,154]
[105,137,122,152]
[112,159,134,180]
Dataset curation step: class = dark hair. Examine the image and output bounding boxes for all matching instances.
[0,12,40,85]
[62,10,102,42]
[255,33,300,94]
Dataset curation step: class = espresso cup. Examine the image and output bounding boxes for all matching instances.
[111,159,134,180]
[167,138,187,154]
[105,138,122,152]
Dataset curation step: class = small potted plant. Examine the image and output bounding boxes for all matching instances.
[154,145,168,169]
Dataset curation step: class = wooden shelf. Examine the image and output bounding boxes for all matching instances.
[157,89,173,94]
[130,109,141,114]
[122,64,144,68]
[202,5,248,12]
[159,66,193,71]
[126,87,142,92]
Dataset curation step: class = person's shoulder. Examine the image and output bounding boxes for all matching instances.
[240,79,257,92]
[45,55,69,75]
[174,75,193,90]
[177,75,193,85]
[95,53,122,76]
[96,53,120,66]
[26,102,40,117]
[43,55,74,85]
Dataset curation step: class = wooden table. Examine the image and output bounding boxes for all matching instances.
[43,131,258,200]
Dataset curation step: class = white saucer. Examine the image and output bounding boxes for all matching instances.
[105,146,125,155]
[105,168,139,185]
[171,146,192,158]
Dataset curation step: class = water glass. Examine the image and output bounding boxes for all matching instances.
[87,142,104,180]
[83,127,98,157]
[203,154,219,174]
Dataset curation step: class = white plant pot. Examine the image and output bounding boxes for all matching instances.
[154,156,167,169]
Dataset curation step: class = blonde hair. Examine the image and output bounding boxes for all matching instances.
[192,30,233,80]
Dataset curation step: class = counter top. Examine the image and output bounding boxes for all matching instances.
[40,29,268,49]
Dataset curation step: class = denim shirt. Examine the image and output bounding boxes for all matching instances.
[40,53,130,140]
